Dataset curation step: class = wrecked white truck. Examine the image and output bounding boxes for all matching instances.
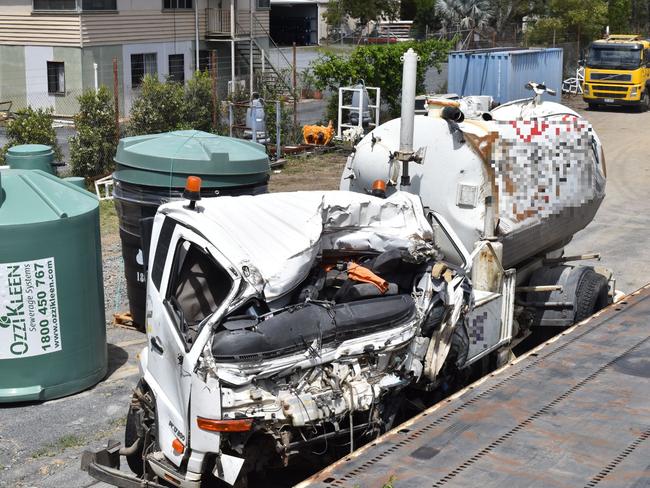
[83,51,612,487]
[84,189,484,488]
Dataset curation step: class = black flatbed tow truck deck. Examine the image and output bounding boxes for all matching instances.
[298,285,650,488]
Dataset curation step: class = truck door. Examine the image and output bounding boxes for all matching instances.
[427,212,516,368]
[464,241,516,366]
[144,215,239,467]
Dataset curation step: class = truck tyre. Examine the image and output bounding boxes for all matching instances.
[642,91,650,112]
[574,269,609,322]
[124,381,157,476]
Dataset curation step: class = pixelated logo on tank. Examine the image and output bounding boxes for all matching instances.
[0,258,62,359]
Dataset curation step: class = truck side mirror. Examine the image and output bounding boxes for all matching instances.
[578,59,585,67]
[139,217,155,272]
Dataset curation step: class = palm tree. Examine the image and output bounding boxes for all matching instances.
[437,0,494,48]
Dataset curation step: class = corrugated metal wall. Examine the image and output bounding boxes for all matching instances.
[448,48,563,103]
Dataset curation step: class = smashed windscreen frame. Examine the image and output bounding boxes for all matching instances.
[586,43,643,70]
[427,212,468,268]
[165,239,234,350]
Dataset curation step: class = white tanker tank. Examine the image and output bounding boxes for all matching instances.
[340,83,607,269]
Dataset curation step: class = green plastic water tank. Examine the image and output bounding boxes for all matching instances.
[0,169,106,402]
[112,130,270,330]
[5,144,56,174]
[63,176,86,189]
[113,129,270,188]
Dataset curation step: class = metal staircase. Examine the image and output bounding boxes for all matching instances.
[235,15,295,97]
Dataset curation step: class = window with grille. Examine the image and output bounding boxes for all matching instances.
[131,53,158,87]
[47,62,65,95]
[33,0,76,10]
[169,54,185,83]
[163,0,193,9]
[82,0,117,10]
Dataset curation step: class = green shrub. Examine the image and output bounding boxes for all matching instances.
[311,39,453,117]
[0,107,62,164]
[128,75,185,135]
[69,86,117,179]
[183,70,222,133]
[128,72,225,136]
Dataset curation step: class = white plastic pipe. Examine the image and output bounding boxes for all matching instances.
[399,48,418,156]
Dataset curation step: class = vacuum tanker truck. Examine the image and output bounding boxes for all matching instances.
[341,50,611,342]
[82,50,612,488]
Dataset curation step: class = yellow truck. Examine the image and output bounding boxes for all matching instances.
[583,34,650,110]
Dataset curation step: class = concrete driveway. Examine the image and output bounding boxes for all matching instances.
[565,101,650,293]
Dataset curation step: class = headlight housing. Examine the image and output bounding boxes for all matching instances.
[630,86,639,97]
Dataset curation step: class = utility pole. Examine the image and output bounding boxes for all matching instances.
[211,50,218,131]
[113,58,119,144]
[292,42,297,131]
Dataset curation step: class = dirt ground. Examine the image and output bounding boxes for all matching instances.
[3,95,650,488]
[269,149,348,193]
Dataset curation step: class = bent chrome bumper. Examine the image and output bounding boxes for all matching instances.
[81,440,199,488]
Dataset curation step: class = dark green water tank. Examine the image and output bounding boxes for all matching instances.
[0,169,106,402]
[113,129,270,188]
[112,130,270,330]
[5,144,56,174]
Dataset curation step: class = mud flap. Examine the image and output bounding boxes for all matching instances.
[213,453,245,486]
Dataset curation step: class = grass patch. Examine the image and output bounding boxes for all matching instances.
[100,199,118,232]
[269,151,347,192]
[99,199,120,248]
[109,415,127,428]
[31,434,86,458]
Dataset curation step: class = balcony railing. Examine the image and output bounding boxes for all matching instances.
[206,8,252,37]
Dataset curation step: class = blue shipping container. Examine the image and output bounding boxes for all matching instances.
[447,48,563,103]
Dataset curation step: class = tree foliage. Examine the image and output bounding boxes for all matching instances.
[323,0,401,26]
[0,107,62,165]
[411,0,439,38]
[608,0,632,33]
[128,71,222,136]
[526,0,608,47]
[182,70,221,133]
[311,39,453,117]
[128,75,186,135]
[437,0,494,33]
[69,86,117,179]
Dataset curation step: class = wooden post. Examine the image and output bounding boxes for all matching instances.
[211,50,218,131]
[292,42,297,132]
[113,58,119,144]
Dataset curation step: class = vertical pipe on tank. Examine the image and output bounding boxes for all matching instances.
[399,48,418,155]
[398,48,419,187]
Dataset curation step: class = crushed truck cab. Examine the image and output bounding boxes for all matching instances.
[84,189,520,487]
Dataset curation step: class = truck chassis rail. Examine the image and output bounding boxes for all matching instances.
[298,285,650,488]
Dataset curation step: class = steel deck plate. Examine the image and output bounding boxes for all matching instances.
[298,286,650,488]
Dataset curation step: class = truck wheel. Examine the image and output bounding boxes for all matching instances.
[574,269,609,322]
[124,381,157,476]
[639,88,650,112]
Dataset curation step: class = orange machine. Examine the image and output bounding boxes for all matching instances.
[302,120,335,145]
